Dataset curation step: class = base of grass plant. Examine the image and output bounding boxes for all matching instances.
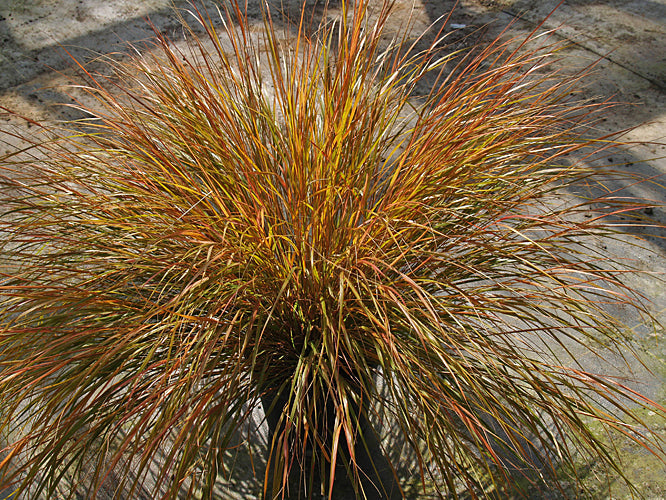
[261,380,400,499]
[1,0,665,499]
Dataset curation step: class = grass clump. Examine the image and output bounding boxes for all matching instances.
[0,1,664,498]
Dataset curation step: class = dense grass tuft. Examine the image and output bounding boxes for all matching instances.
[1,1,664,498]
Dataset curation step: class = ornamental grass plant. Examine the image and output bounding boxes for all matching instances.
[0,1,664,498]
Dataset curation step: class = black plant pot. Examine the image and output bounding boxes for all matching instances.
[260,384,401,500]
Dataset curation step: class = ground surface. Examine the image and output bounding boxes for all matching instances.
[0,0,665,498]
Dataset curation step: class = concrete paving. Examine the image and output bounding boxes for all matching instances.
[0,0,665,497]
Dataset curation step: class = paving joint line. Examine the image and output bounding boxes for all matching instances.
[501,8,666,93]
